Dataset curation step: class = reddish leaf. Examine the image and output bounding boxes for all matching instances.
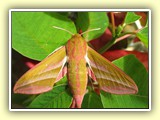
[102,50,127,61]
[133,37,140,43]
[107,12,126,26]
[22,57,39,68]
[102,50,148,71]
[135,12,148,26]
[90,28,127,51]
[90,28,112,50]
[127,51,148,71]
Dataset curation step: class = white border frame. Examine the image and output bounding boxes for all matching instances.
[9,9,151,111]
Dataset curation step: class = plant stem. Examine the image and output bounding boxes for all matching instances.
[98,28,143,54]
[98,37,116,54]
[115,33,134,43]
[111,12,116,37]
[115,28,142,43]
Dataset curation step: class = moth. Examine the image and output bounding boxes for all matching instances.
[13,27,138,108]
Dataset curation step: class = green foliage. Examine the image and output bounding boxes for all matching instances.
[124,12,141,24]
[76,12,109,41]
[137,27,149,48]
[12,12,76,61]
[101,55,148,108]
[82,90,103,108]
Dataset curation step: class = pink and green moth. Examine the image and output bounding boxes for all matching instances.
[13,26,138,108]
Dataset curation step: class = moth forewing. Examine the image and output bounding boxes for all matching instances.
[13,46,67,94]
[87,46,138,95]
[55,57,68,83]
[85,52,97,81]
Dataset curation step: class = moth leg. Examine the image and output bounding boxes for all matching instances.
[88,76,100,95]
[87,64,96,81]
[70,99,76,108]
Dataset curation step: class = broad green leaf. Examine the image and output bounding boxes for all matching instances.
[124,12,141,24]
[76,12,109,41]
[82,91,103,108]
[12,12,76,61]
[28,84,72,108]
[100,55,149,108]
[136,27,148,48]
[101,91,148,108]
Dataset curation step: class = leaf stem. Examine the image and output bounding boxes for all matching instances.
[115,33,134,43]
[115,28,142,43]
[98,27,144,54]
[111,12,116,37]
[98,37,116,54]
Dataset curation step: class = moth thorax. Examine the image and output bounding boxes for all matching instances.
[66,34,87,59]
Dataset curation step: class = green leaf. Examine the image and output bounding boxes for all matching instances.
[124,12,141,24]
[116,25,123,37]
[100,55,149,108]
[76,12,109,41]
[28,84,72,108]
[82,91,103,108]
[12,12,76,61]
[136,27,148,48]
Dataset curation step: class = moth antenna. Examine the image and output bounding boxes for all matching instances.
[52,26,74,35]
[81,28,101,35]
